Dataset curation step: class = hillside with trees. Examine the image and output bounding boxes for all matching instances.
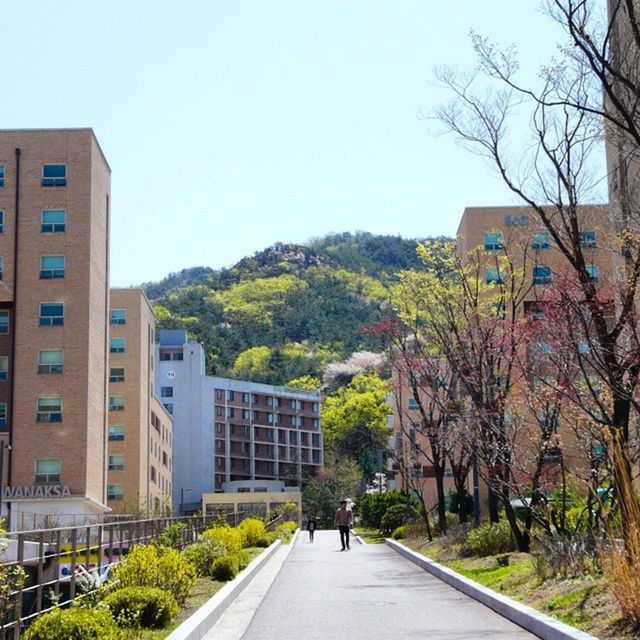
[143,232,444,385]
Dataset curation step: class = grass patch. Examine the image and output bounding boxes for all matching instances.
[355,527,386,544]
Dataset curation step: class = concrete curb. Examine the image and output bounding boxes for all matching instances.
[386,539,599,640]
[167,532,297,640]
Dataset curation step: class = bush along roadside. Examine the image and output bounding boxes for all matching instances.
[21,519,296,639]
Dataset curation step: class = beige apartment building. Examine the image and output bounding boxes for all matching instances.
[0,129,111,530]
[108,289,172,515]
[457,204,616,300]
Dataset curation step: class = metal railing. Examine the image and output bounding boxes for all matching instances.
[0,514,224,639]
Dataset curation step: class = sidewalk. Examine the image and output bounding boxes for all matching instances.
[206,529,538,639]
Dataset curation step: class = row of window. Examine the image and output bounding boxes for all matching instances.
[0,309,125,335]
[484,230,597,251]
[0,209,66,234]
[217,422,321,444]
[485,265,600,285]
[214,406,319,426]
[215,389,319,412]
[0,164,67,188]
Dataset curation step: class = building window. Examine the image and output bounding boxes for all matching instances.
[242,409,251,419]
[533,265,552,285]
[109,396,125,411]
[40,255,65,279]
[289,399,296,410]
[484,232,503,251]
[160,386,173,398]
[485,268,504,285]
[0,212,4,234]
[0,312,7,335]
[215,406,224,417]
[580,231,597,249]
[586,265,600,282]
[37,397,62,423]
[38,349,63,374]
[109,367,125,383]
[107,484,124,500]
[0,404,7,429]
[531,232,550,250]
[42,164,66,187]
[108,425,125,441]
[163,403,174,415]
[110,309,126,325]
[39,303,64,326]
[0,165,4,188]
[215,422,224,434]
[227,407,234,418]
[226,390,234,401]
[243,392,251,403]
[108,454,124,471]
[312,402,319,413]
[110,338,126,353]
[41,209,66,233]
[505,214,528,226]
[0,357,8,381]
[150,466,157,483]
[313,418,319,428]
[0,257,3,280]
[35,459,61,484]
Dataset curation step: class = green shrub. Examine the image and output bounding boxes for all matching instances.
[391,525,407,540]
[24,607,124,640]
[203,526,244,553]
[255,533,276,547]
[380,504,419,534]
[233,549,251,570]
[103,586,178,629]
[465,520,517,557]
[154,523,187,549]
[113,544,196,604]
[238,518,266,547]
[275,525,293,543]
[182,539,227,577]
[357,491,420,529]
[281,520,298,533]
[211,555,239,581]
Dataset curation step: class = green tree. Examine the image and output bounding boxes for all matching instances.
[286,375,321,390]
[322,373,392,459]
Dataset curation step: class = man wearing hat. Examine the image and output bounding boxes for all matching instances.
[335,499,354,550]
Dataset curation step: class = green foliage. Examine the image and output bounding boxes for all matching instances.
[256,533,277,547]
[182,539,227,577]
[154,523,187,549]
[143,234,451,379]
[281,521,298,533]
[232,549,251,570]
[465,521,517,557]
[103,586,178,629]
[211,555,239,581]
[24,607,124,640]
[112,544,196,605]
[392,525,408,540]
[380,504,419,535]
[357,491,419,529]
[286,375,321,390]
[203,525,244,553]
[322,373,391,458]
[238,518,267,547]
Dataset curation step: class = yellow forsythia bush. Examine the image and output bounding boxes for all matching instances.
[113,544,196,604]
[203,525,244,553]
[238,518,266,547]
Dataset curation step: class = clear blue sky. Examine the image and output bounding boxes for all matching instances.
[2,1,570,286]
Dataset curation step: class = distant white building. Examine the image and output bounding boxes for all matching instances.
[155,331,323,514]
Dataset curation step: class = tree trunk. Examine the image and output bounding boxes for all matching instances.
[434,468,448,534]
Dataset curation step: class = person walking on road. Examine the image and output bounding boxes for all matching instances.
[335,499,353,550]
[307,517,317,543]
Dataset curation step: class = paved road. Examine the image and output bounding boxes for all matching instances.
[207,530,539,640]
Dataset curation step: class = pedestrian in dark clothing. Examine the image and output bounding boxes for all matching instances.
[307,518,317,542]
[335,499,353,550]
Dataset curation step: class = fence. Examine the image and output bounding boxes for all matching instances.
[0,512,249,639]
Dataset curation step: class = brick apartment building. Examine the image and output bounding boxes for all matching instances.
[156,330,323,514]
[107,289,172,515]
[0,129,111,530]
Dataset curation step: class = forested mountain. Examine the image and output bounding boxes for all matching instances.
[144,232,447,385]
